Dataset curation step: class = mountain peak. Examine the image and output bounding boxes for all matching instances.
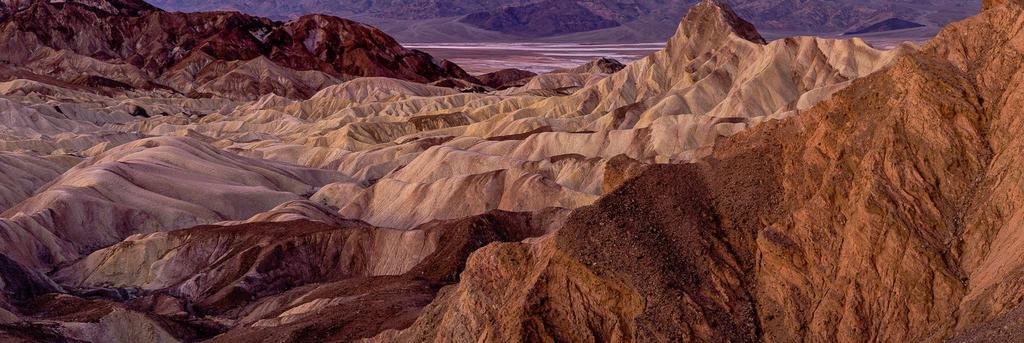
[677,0,767,46]
[663,0,766,59]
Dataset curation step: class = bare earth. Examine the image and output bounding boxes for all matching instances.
[5,0,1024,342]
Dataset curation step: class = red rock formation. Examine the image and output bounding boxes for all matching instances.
[0,0,474,98]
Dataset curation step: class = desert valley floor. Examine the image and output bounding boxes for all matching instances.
[403,43,664,74]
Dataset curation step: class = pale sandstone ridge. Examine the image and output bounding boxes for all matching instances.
[109,0,900,230]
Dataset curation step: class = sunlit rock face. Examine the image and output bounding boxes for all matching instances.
[3,0,1023,342]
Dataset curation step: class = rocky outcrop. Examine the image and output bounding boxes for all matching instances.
[474,68,537,89]
[0,0,474,99]
[551,57,626,74]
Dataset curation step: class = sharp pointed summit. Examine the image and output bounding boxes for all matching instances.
[661,0,768,61]
[677,0,767,46]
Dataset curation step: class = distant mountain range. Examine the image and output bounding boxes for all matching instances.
[0,0,475,99]
[146,0,981,42]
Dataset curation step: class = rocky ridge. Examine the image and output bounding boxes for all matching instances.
[0,0,474,100]
[1,0,1019,342]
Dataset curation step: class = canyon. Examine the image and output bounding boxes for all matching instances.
[0,0,1023,342]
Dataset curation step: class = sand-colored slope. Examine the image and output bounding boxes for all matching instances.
[0,97,147,155]
[511,2,907,128]
[0,152,74,212]
[0,136,348,269]
[113,0,905,231]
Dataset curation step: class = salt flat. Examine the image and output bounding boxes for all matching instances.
[405,42,665,73]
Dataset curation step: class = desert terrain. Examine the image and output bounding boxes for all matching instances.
[0,0,1023,342]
